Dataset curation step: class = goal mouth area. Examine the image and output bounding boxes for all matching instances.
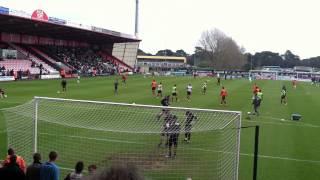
[3,96,242,180]
[3,96,241,134]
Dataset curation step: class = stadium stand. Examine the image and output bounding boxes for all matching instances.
[0,59,39,75]
[0,7,140,81]
[8,43,56,74]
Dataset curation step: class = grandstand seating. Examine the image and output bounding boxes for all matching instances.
[1,43,133,77]
[36,46,117,75]
[98,51,133,72]
[30,46,73,72]
[0,59,39,74]
[7,43,58,74]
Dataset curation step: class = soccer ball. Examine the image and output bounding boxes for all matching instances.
[247,112,251,115]
[4,94,7,98]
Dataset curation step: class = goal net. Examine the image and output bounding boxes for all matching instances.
[3,97,241,180]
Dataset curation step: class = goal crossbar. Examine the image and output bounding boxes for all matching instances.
[34,96,241,114]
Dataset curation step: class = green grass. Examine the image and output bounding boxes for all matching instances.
[0,75,320,180]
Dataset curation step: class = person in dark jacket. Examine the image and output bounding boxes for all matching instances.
[26,153,42,180]
[252,94,260,116]
[0,155,25,180]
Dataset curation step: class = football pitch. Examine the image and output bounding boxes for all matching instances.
[0,75,320,180]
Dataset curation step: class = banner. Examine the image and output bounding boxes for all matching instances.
[40,74,61,79]
[0,76,15,82]
[66,20,79,28]
[49,17,66,25]
[9,9,30,19]
[0,6,9,15]
[91,26,103,33]
[31,9,48,21]
[92,26,122,37]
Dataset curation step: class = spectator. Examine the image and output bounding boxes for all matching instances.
[40,151,59,180]
[65,161,84,180]
[2,148,26,172]
[26,153,42,180]
[88,164,97,175]
[84,163,144,180]
[31,61,36,67]
[0,155,25,180]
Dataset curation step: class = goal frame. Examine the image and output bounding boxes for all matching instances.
[32,96,242,179]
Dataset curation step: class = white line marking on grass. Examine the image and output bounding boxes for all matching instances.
[188,147,320,164]
[59,166,74,171]
[243,119,320,128]
[39,132,146,145]
[240,153,320,164]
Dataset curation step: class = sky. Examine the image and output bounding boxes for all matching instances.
[1,0,320,59]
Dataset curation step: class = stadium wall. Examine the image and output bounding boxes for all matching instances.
[112,42,139,68]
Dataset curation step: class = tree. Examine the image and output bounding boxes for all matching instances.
[282,50,300,68]
[301,57,320,68]
[199,28,246,70]
[156,49,175,56]
[137,49,152,56]
[175,49,188,57]
[189,46,211,67]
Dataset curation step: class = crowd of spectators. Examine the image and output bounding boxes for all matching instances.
[0,148,144,180]
[43,46,118,76]
[0,66,32,78]
[1,44,128,78]
[0,66,13,76]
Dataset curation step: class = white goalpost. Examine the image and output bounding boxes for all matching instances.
[3,96,241,180]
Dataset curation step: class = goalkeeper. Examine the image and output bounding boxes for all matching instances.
[157,109,173,148]
[184,111,197,143]
[166,115,180,158]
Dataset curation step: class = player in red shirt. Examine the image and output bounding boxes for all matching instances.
[151,79,157,96]
[252,83,257,93]
[220,86,228,105]
[253,83,260,95]
[122,74,127,85]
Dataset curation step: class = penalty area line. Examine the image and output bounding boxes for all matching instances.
[240,152,320,164]
[243,119,320,128]
[188,147,320,165]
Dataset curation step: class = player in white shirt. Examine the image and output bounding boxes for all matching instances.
[77,73,81,84]
[186,84,192,101]
[157,82,163,97]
